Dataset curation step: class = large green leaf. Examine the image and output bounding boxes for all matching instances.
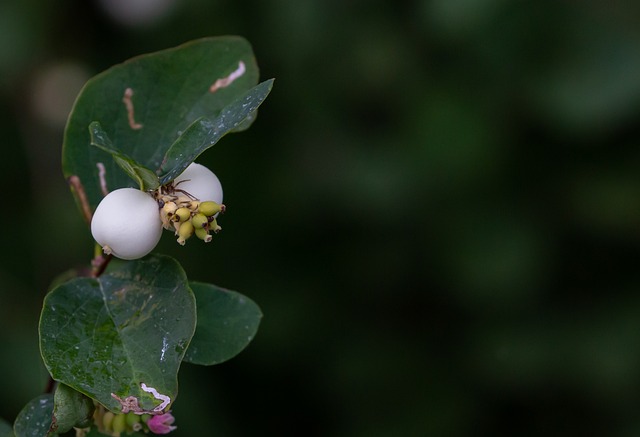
[184,282,262,366]
[39,255,196,414]
[63,36,263,211]
[13,394,53,437]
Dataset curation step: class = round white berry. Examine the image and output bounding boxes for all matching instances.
[173,163,223,204]
[91,188,162,260]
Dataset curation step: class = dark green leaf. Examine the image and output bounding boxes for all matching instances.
[89,122,159,191]
[0,418,14,437]
[13,394,53,437]
[158,79,274,185]
[39,255,196,414]
[63,36,264,212]
[184,282,262,365]
[51,384,95,435]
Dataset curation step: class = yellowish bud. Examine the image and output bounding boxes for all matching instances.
[209,218,222,233]
[191,213,208,229]
[112,413,126,435]
[195,227,212,242]
[102,411,115,431]
[177,220,194,245]
[126,412,140,427]
[199,201,223,217]
[162,201,178,215]
[174,207,191,222]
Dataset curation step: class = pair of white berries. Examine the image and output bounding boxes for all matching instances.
[91,163,224,260]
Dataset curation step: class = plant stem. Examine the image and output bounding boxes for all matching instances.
[91,252,113,278]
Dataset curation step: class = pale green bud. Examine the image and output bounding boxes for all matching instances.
[195,227,212,242]
[199,201,223,217]
[209,217,222,233]
[191,213,208,229]
[174,207,191,223]
[102,411,115,431]
[112,413,126,435]
[126,412,140,428]
[177,220,194,245]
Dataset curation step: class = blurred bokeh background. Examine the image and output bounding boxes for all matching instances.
[3,0,640,435]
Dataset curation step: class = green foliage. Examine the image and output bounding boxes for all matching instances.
[40,255,196,413]
[62,36,271,210]
[13,395,53,437]
[14,36,271,435]
[0,419,13,437]
[184,282,262,365]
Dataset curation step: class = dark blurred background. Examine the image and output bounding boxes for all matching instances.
[3,0,640,435]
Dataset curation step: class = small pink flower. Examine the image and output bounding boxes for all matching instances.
[148,412,177,434]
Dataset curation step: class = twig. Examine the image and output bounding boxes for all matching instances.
[44,376,56,394]
[91,253,113,278]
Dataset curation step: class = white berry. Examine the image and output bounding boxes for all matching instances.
[173,163,223,204]
[91,188,163,260]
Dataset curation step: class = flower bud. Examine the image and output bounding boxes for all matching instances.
[147,412,177,434]
[103,411,115,431]
[191,213,208,229]
[208,218,222,233]
[199,201,223,217]
[177,220,194,245]
[195,227,212,242]
[174,207,191,223]
[162,201,178,216]
[126,412,141,428]
[112,413,126,435]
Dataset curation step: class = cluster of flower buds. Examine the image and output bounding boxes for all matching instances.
[158,195,225,245]
[94,407,176,436]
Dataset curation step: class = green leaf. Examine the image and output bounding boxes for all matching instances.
[39,254,196,414]
[89,122,159,191]
[157,79,274,185]
[51,384,95,435]
[184,282,262,366]
[13,394,53,437]
[0,418,14,437]
[63,36,265,212]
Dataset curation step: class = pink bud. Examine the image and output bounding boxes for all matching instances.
[148,412,177,434]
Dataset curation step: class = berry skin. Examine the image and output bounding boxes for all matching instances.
[91,188,162,260]
[173,163,223,205]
